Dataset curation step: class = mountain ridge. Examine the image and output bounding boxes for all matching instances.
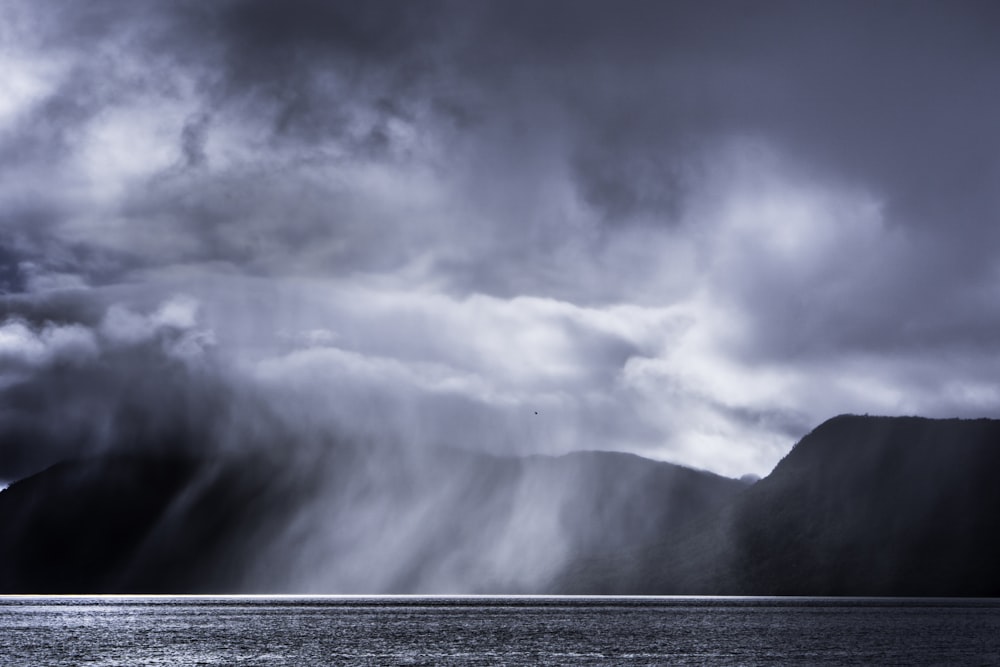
[2,414,999,595]
[0,445,747,593]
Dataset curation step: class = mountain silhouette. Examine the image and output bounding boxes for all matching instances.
[563,415,1000,595]
[0,445,745,593]
[1,415,998,594]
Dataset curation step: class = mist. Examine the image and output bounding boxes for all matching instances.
[2,0,1000,592]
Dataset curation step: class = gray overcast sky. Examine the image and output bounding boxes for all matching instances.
[1,0,999,478]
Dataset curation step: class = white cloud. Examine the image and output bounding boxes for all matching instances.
[0,318,97,370]
[18,262,89,293]
[0,49,66,130]
[0,320,47,365]
[98,296,214,363]
[237,277,794,475]
[100,304,157,345]
[151,296,201,331]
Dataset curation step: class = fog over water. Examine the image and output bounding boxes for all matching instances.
[1,1,999,591]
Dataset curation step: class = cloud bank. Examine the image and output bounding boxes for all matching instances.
[2,0,1000,486]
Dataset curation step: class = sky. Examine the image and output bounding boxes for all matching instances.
[1,0,999,481]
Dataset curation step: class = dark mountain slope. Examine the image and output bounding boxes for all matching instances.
[0,454,288,593]
[0,446,747,593]
[522,451,749,565]
[10,414,992,595]
[718,415,1000,595]
[604,415,1000,595]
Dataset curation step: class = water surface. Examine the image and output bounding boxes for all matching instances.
[2,596,998,665]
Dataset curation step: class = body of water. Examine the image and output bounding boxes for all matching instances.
[1,596,999,665]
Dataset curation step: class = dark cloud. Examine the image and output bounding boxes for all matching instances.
[0,245,27,295]
[211,0,444,80]
[2,0,1000,487]
[179,112,210,169]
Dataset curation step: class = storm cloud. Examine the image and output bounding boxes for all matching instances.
[2,0,999,490]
